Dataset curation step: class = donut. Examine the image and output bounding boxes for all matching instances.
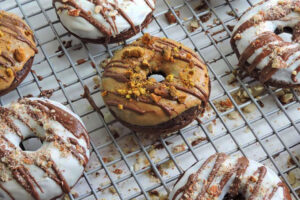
[53,0,156,44]
[0,11,38,96]
[231,0,300,87]
[169,153,292,200]
[100,34,210,134]
[0,98,90,200]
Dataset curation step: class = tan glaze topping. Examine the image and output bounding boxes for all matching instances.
[231,0,300,84]
[172,153,292,200]
[53,0,155,42]
[101,34,210,126]
[0,11,37,91]
[0,99,89,200]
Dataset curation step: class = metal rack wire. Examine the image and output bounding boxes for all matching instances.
[1,0,300,199]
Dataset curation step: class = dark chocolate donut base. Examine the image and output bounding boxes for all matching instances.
[110,106,204,135]
[56,10,153,44]
[0,57,34,96]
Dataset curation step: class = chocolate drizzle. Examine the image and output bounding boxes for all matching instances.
[0,184,15,200]
[172,154,218,200]
[171,153,291,200]
[248,166,267,200]
[0,14,37,53]
[105,99,154,115]
[22,99,90,147]
[230,0,300,84]
[0,99,90,200]
[54,0,155,41]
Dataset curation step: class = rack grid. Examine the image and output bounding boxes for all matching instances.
[1,0,300,199]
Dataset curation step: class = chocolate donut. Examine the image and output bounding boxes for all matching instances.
[169,153,292,200]
[0,11,37,96]
[100,34,210,134]
[53,0,156,44]
[0,98,90,200]
[231,0,300,87]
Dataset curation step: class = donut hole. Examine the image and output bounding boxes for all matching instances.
[19,136,43,151]
[223,193,245,200]
[147,71,166,82]
[274,26,294,42]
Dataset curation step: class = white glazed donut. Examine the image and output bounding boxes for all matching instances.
[231,0,300,87]
[53,0,156,43]
[0,98,90,200]
[169,153,291,200]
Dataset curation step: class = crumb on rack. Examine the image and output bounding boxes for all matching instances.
[213,98,233,112]
[189,19,200,32]
[200,12,212,23]
[165,10,180,24]
[172,143,186,154]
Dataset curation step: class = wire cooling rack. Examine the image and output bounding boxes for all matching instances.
[1,0,300,199]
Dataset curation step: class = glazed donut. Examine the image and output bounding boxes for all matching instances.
[53,0,156,44]
[0,11,38,96]
[169,153,291,200]
[231,0,300,87]
[0,98,90,200]
[100,34,210,134]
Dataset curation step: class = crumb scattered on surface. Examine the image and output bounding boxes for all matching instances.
[200,12,212,23]
[165,10,180,24]
[214,98,233,112]
[172,143,186,154]
[189,19,200,32]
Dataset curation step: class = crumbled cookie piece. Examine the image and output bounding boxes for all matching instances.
[189,19,200,32]
[172,143,186,154]
[200,12,212,23]
[123,47,145,58]
[226,111,239,120]
[214,98,233,112]
[242,103,255,113]
[14,48,26,62]
[165,10,180,24]
[279,92,294,104]
[68,9,81,17]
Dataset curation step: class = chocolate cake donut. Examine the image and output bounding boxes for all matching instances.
[169,153,292,200]
[0,98,90,200]
[0,11,37,96]
[53,0,156,44]
[100,34,210,134]
[231,0,300,87]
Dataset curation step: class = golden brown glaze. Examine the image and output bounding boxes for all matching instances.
[101,34,210,127]
[0,10,37,93]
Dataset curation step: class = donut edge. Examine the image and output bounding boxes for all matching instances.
[109,80,211,135]
[53,3,154,44]
[0,56,34,97]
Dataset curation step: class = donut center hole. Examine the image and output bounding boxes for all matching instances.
[19,136,43,151]
[274,26,294,41]
[223,193,245,200]
[147,71,166,82]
